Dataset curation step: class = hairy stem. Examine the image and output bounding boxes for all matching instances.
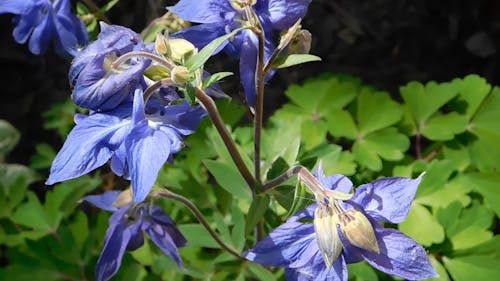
[112,51,174,70]
[155,190,242,259]
[195,88,256,188]
[82,0,110,24]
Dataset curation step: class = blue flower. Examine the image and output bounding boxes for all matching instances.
[0,0,88,56]
[169,0,311,106]
[82,191,187,281]
[46,89,206,202]
[244,166,438,280]
[69,24,150,111]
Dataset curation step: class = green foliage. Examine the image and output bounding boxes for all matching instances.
[3,73,500,281]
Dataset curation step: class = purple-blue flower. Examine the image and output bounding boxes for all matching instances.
[0,0,88,56]
[46,89,206,203]
[169,0,311,106]
[244,166,438,280]
[82,191,187,281]
[69,24,150,111]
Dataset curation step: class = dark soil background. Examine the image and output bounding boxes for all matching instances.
[1,0,500,166]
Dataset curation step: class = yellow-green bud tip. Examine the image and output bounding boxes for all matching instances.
[171,65,190,84]
[169,38,196,62]
[314,204,343,268]
[113,188,133,208]
[340,209,380,253]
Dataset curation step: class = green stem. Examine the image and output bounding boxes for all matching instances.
[195,88,256,189]
[82,0,110,24]
[155,190,242,259]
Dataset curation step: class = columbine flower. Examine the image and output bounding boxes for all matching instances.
[46,89,206,203]
[0,0,88,56]
[69,23,150,111]
[82,190,187,281]
[244,166,438,280]
[168,0,311,106]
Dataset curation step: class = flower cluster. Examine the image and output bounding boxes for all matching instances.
[169,0,311,106]
[244,166,438,280]
[0,0,88,56]
[46,23,207,203]
[82,190,186,281]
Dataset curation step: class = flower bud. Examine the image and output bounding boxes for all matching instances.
[340,209,380,253]
[171,65,190,84]
[155,33,169,56]
[169,38,196,62]
[314,204,343,268]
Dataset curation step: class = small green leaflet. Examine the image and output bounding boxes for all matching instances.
[273,54,321,69]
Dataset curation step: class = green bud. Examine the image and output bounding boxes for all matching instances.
[340,209,380,253]
[314,204,343,268]
[171,65,190,84]
[169,38,196,62]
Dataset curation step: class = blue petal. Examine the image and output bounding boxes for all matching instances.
[244,220,317,268]
[351,174,424,223]
[0,0,32,14]
[172,23,227,53]
[72,51,149,111]
[96,207,143,281]
[239,31,259,106]
[153,102,206,135]
[143,207,186,266]
[360,228,438,280]
[265,0,311,30]
[46,112,130,185]
[28,5,53,55]
[285,252,347,281]
[168,0,233,23]
[81,191,121,212]
[53,0,88,56]
[125,123,182,202]
[313,164,354,193]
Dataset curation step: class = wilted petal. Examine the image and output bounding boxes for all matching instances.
[81,191,121,212]
[168,0,233,23]
[360,228,438,280]
[351,174,424,223]
[244,221,317,268]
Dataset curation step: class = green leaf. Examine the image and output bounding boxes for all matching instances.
[273,54,321,69]
[357,90,402,135]
[347,262,379,281]
[469,127,500,172]
[463,172,500,217]
[245,194,270,235]
[202,72,233,88]
[421,112,468,140]
[429,255,450,281]
[443,255,500,281]
[131,239,155,266]
[0,119,20,156]
[230,202,246,251]
[185,27,245,71]
[203,160,252,200]
[453,74,491,119]
[398,203,445,246]
[10,192,52,234]
[246,263,277,281]
[353,128,409,171]
[178,224,220,248]
[470,86,500,134]
[29,143,56,170]
[415,174,471,208]
[400,80,459,125]
[325,109,358,139]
